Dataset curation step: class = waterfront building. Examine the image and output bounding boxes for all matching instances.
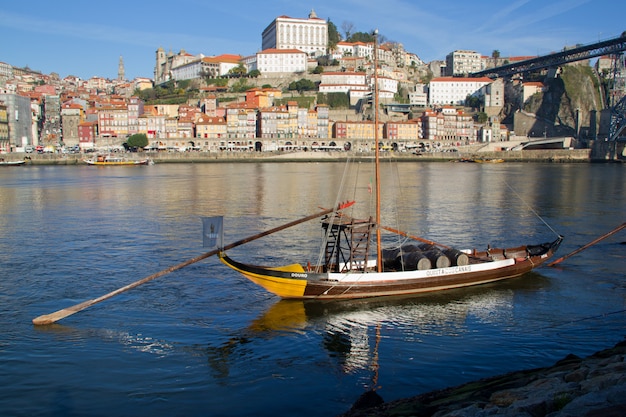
[261,9,327,57]
[97,104,128,139]
[196,116,227,140]
[60,103,82,146]
[127,97,144,137]
[42,95,61,145]
[78,120,98,149]
[0,101,8,152]
[316,105,329,139]
[385,119,421,141]
[138,112,166,139]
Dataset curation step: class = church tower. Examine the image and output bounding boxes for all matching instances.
[118,56,125,81]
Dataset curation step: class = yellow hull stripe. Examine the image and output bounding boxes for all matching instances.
[220,258,307,298]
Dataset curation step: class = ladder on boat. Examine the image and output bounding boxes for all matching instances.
[322,217,374,272]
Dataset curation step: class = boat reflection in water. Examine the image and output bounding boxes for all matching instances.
[206,272,549,380]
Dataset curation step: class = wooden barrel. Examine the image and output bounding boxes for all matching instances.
[443,248,470,266]
[401,251,432,270]
[424,248,451,268]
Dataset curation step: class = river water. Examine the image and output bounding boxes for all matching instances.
[1,161,624,417]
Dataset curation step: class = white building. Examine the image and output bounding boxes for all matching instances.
[428,77,493,106]
[261,9,328,57]
[445,50,483,76]
[256,49,308,73]
[409,84,428,107]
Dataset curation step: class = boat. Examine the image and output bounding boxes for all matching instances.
[0,159,26,166]
[474,158,505,163]
[84,154,150,166]
[217,31,562,301]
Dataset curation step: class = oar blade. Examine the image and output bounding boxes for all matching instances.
[32,299,96,326]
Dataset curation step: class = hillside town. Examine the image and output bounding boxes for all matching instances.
[0,9,622,155]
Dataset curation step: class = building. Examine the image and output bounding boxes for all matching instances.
[154,48,200,85]
[261,9,328,57]
[256,49,307,74]
[428,77,493,106]
[171,54,243,81]
[60,103,82,146]
[445,50,483,76]
[409,84,428,107]
[0,93,34,149]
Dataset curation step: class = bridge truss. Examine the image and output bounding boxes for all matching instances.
[472,33,626,143]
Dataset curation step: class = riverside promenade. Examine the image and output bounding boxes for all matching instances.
[2,147,600,165]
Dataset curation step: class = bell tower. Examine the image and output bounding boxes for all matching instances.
[118,56,125,81]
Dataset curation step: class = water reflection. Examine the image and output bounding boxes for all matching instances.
[204,273,550,379]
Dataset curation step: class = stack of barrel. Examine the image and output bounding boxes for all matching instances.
[383,243,469,271]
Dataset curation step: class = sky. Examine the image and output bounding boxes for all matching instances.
[1,0,624,81]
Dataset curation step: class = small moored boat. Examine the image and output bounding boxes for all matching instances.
[0,159,26,166]
[84,155,150,166]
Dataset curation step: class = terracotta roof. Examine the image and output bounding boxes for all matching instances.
[258,48,306,54]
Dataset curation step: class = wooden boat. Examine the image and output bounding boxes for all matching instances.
[0,159,26,166]
[474,158,505,163]
[218,31,562,301]
[84,154,150,166]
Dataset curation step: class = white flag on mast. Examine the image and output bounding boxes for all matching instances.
[202,216,223,248]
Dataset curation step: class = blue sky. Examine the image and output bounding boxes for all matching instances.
[1,0,624,81]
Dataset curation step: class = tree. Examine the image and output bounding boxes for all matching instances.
[341,21,355,40]
[327,19,340,50]
[126,133,149,149]
[288,78,316,93]
[228,64,247,77]
[312,66,324,74]
[248,69,261,78]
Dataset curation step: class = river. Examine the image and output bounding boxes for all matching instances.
[1,161,624,417]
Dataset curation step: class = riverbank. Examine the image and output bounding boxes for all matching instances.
[340,339,626,417]
[0,148,604,165]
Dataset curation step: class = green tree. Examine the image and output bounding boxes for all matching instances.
[231,78,252,93]
[312,66,324,74]
[228,64,247,77]
[288,78,316,93]
[327,19,340,50]
[248,69,261,78]
[126,133,149,149]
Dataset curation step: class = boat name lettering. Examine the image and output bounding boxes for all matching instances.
[291,273,308,278]
[425,265,472,277]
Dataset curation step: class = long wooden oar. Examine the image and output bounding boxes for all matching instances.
[548,222,625,267]
[32,201,355,325]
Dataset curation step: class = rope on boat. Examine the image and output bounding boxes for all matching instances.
[504,181,562,238]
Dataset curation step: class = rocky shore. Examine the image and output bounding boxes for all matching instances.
[340,339,626,417]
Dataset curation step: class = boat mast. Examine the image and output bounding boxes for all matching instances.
[373,29,382,272]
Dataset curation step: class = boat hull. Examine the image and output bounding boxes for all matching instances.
[0,160,26,166]
[84,159,149,166]
[219,237,562,300]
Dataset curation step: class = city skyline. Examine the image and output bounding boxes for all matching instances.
[1,0,624,81]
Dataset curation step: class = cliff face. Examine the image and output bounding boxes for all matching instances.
[512,65,603,138]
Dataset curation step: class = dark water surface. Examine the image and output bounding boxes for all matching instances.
[1,161,624,417]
